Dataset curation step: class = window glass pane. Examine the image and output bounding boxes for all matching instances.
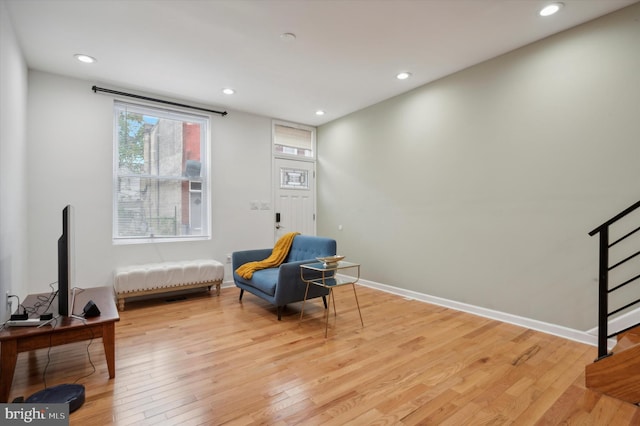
[280,168,309,189]
[116,177,202,236]
[114,102,209,241]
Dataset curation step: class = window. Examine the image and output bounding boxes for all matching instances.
[273,121,315,159]
[113,101,209,243]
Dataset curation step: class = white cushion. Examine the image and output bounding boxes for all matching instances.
[114,259,224,294]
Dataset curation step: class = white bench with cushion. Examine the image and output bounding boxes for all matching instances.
[114,259,224,311]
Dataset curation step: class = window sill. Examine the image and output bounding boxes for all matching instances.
[113,235,211,245]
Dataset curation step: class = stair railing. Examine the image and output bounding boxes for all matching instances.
[589,199,640,360]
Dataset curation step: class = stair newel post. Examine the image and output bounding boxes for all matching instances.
[597,226,610,360]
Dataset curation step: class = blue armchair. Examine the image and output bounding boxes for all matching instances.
[232,235,337,320]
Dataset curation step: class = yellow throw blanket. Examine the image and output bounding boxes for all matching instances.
[235,232,300,279]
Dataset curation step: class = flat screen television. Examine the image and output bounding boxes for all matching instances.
[58,204,75,316]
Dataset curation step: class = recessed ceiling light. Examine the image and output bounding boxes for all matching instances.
[315,110,325,116]
[280,32,296,41]
[396,72,412,80]
[74,54,96,64]
[539,3,564,17]
[222,88,235,95]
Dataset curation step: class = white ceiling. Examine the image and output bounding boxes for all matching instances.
[4,0,637,126]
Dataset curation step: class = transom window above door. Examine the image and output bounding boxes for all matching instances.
[273,121,315,159]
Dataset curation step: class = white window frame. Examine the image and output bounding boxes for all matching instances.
[112,101,211,244]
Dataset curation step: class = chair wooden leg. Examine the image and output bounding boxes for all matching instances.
[239,289,244,301]
[277,306,283,320]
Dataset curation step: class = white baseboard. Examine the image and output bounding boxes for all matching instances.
[225,273,619,350]
[586,306,640,338]
[347,275,617,350]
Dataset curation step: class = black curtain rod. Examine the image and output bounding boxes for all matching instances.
[91,85,228,116]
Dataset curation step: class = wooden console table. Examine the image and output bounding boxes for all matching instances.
[0,286,119,402]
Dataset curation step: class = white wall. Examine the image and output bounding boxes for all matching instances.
[0,1,28,320]
[26,71,276,294]
[317,4,640,331]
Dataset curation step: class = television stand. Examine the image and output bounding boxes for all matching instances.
[0,286,119,402]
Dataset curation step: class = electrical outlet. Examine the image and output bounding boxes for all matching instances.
[5,291,11,312]
[226,254,231,263]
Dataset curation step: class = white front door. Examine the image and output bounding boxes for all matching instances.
[273,158,316,242]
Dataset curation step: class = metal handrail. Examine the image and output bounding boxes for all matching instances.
[589,199,640,237]
[590,198,640,360]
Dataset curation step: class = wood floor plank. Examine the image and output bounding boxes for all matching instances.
[6,285,640,425]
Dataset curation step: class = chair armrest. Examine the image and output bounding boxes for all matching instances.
[232,249,272,271]
[278,260,313,282]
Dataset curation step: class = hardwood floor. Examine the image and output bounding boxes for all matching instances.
[8,285,640,425]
